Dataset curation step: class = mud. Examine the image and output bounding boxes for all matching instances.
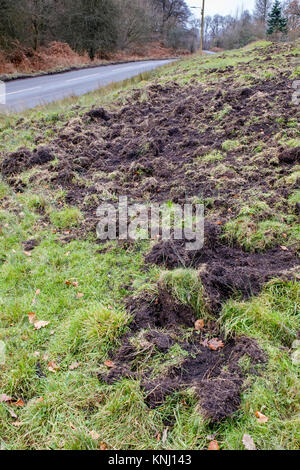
[101,290,267,422]
[127,288,196,331]
[145,224,299,311]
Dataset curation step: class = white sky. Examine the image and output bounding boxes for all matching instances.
[186,0,256,17]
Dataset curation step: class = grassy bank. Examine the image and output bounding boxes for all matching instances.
[0,40,299,450]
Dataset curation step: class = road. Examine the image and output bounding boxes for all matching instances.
[0,59,176,112]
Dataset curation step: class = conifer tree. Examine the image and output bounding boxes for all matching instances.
[267,0,288,35]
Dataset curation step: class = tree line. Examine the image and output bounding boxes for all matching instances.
[0,0,299,59]
[202,0,300,50]
[0,0,195,58]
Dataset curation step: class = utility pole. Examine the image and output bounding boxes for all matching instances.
[200,0,205,54]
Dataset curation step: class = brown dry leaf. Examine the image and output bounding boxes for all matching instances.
[35,289,41,296]
[12,421,23,427]
[48,361,60,373]
[69,362,80,370]
[28,312,36,324]
[89,430,100,440]
[65,280,72,286]
[76,292,84,299]
[13,399,24,407]
[156,432,161,442]
[255,411,269,423]
[208,440,220,451]
[72,282,79,287]
[0,394,12,403]
[35,397,44,403]
[104,361,115,368]
[242,433,256,450]
[69,422,77,430]
[208,338,224,351]
[280,246,288,251]
[34,320,50,330]
[100,442,108,450]
[195,319,205,331]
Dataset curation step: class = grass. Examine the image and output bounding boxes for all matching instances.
[0,40,299,450]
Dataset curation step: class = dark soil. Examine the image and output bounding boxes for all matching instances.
[101,289,267,422]
[145,223,299,312]
[127,288,196,331]
[2,146,54,176]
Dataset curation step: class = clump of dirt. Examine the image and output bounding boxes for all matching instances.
[279,146,300,165]
[2,146,54,176]
[22,239,40,251]
[85,108,111,121]
[101,290,267,422]
[145,227,299,311]
[127,288,196,331]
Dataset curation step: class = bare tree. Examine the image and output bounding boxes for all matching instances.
[254,0,272,23]
[153,0,190,39]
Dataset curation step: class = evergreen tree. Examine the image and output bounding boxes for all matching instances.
[267,0,288,35]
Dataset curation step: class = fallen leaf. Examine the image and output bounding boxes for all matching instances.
[89,430,100,440]
[195,319,205,331]
[35,289,41,296]
[69,422,77,430]
[34,320,50,330]
[35,397,44,403]
[24,251,32,257]
[156,432,161,442]
[206,338,224,351]
[76,293,84,299]
[255,411,269,423]
[28,312,36,324]
[50,330,55,336]
[69,362,80,370]
[0,394,12,403]
[100,442,108,450]
[280,246,288,251]
[104,361,115,368]
[48,361,60,373]
[72,282,79,287]
[208,440,220,450]
[13,399,24,407]
[12,421,23,427]
[242,433,256,450]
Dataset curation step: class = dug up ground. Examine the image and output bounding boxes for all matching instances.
[0,40,299,450]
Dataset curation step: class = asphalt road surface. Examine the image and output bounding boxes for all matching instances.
[0,59,176,112]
